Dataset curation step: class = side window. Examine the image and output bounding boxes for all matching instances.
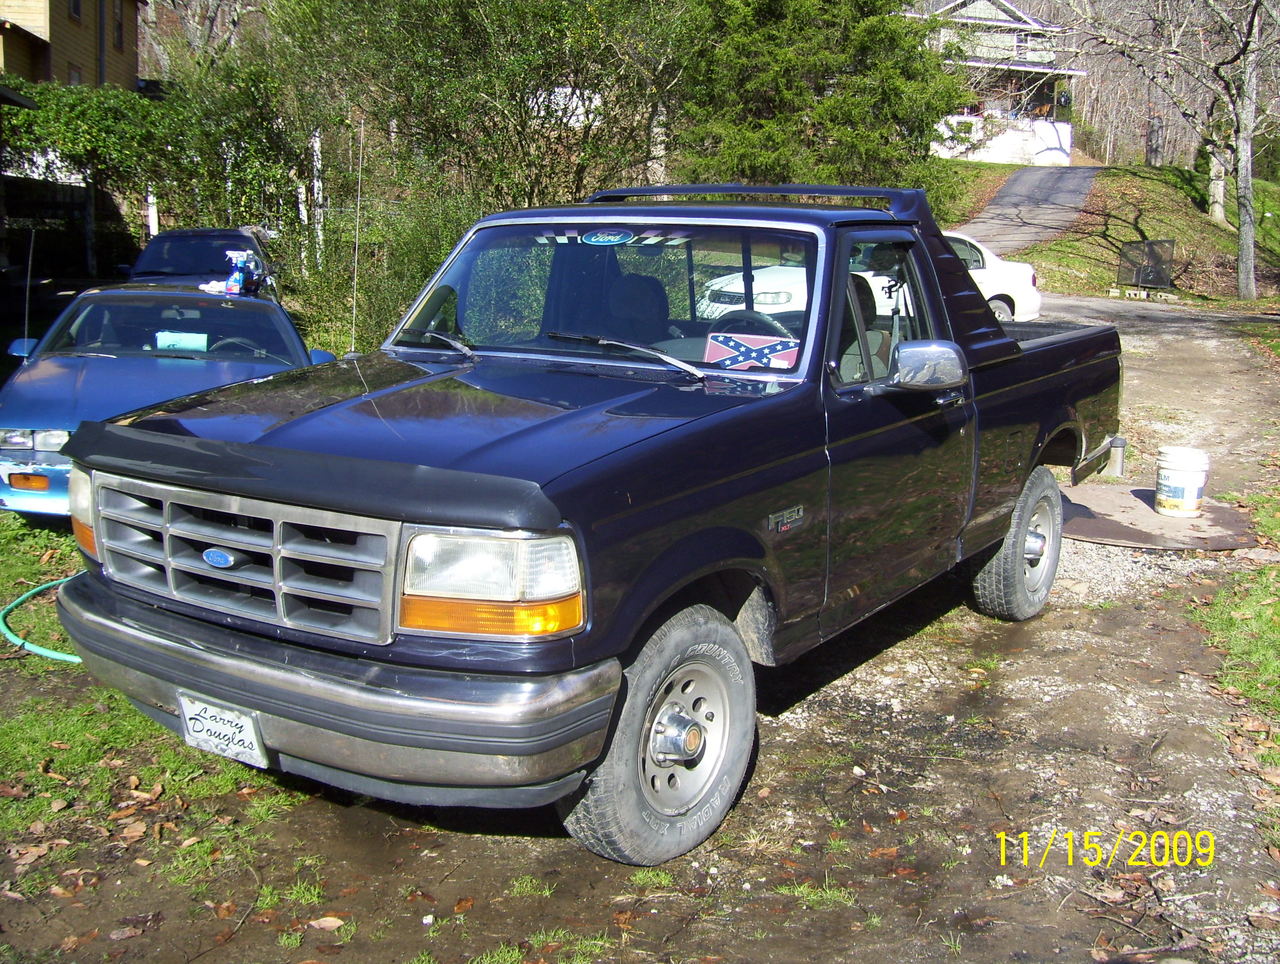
[947,236,984,271]
[833,241,931,385]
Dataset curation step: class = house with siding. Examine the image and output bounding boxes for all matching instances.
[1,0,144,88]
[917,0,1084,166]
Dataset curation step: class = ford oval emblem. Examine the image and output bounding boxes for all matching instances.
[583,228,635,246]
[202,547,238,569]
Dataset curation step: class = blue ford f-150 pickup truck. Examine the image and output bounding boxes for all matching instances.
[57,185,1121,864]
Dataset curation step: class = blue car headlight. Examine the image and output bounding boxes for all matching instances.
[0,429,32,450]
[0,429,70,452]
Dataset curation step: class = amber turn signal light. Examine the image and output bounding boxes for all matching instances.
[9,473,49,491]
[400,593,584,638]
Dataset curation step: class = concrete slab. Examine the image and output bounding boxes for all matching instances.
[1062,484,1256,551]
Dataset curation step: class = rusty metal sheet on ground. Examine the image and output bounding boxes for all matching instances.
[1062,484,1255,551]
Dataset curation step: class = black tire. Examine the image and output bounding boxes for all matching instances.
[988,298,1014,323]
[971,465,1062,621]
[558,604,756,865]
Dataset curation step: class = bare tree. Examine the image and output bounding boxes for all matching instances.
[139,1,262,76]
[1058,0,1280,298]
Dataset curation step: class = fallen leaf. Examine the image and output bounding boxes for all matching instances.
[1249,912,1280,930]
[58,929,98,951]
[206,900,236,920]
[339,885,361,898]
[212,926,235,944]
[108,927,143,941]
[119,911,163,930]
[867,846,899,859]
[454,896,474,913]
[308,916,346,931]
[107,806,138,821]
[117,820,147,844]
[48,741,71,750]
[756,787,772,798]
[49,799,69,813]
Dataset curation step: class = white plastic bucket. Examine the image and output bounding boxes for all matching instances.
[1155,446,1210,518]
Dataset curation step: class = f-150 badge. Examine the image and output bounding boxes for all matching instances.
[768,505,805,533]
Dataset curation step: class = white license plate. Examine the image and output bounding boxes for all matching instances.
[177,693,269,769]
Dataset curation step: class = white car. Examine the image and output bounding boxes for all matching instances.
[697,232,1041,323]
[943,231,1042,322]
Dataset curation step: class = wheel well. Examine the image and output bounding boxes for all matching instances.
[1038,429,1079,467]
[660,570,778,666]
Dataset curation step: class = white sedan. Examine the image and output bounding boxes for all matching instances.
[943,231,1042,322]
[697,232,1041,324]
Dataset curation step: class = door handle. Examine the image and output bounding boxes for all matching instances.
[935,390,966,409]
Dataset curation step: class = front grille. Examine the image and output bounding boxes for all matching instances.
[709,290,746,305]
[94,472,400,645]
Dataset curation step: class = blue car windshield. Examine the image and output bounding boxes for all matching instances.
[133,237,257,276]
[40,295,301,362]
[391,223,819,375]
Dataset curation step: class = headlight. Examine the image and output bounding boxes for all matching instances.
[0,429,32,449]
[753,291,792,305]
[68,466,97,560]
[0,429,70,451]
[400,531,584,638]
[34,430,71,452]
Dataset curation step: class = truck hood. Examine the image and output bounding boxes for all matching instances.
[0,354,291,432]
[110,351,769,486]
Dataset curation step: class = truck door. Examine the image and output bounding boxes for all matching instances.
[820,231,977,637]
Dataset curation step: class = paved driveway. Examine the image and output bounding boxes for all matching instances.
[955,166,1101,253]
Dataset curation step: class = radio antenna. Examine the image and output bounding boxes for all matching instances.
[349,117,365,355]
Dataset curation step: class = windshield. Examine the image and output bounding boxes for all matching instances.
[391,222,819,375]
[133,236,258,276]
[39,294,304,364]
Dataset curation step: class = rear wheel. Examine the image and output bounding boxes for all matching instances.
[988,298,1014,323]
[971,466,1062,620]
[558,604,756,865]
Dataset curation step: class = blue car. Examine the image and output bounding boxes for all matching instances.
[0,284,335,515]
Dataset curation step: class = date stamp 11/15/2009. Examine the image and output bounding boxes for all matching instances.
[996,829,1215,869]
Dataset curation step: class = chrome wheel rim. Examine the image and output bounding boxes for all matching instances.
[639,660,730,815]
[1023,497,1056,594]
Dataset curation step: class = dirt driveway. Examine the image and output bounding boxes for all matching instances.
[3,298,1280,964]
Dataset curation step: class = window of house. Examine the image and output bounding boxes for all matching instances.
[68,63,83,85]
[113,0,125,49]
[68,0,82,20]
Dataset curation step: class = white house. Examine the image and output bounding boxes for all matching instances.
[918,0,1085,166]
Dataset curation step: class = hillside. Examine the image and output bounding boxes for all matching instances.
[1010,166,1280,307]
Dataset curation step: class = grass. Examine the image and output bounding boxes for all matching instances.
[774,878,859,909]
[507,873,556,897]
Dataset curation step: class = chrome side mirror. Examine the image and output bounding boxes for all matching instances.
[886,340,968,391]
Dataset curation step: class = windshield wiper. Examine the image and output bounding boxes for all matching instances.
[546,332,705,382]
[398,329,477,361]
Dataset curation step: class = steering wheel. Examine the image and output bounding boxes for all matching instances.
[209,336,292,365]
[209,336,260,353]
[709,309,794,339]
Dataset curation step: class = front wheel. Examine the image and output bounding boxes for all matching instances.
[971,465,1062,620]
[558,604,756,865]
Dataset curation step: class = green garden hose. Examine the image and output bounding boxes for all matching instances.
[2,575,81,663]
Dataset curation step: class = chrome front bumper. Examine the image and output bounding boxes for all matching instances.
[58,574,620,807]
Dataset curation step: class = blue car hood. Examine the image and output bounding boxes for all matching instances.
[109,351,770,487]
[0,354,292,432]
